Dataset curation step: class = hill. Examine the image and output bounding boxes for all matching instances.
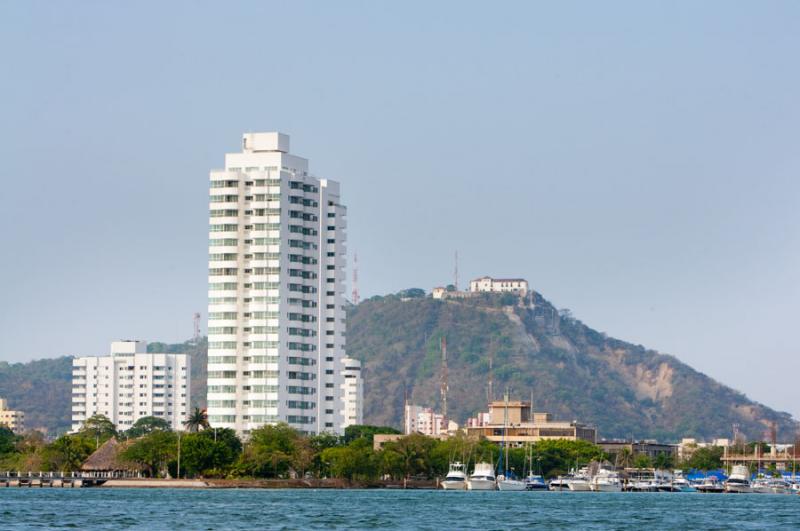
[0,356,73,434]
[347,291,797,441]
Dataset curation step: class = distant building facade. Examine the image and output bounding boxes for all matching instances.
[404,405,448,436]
[0,398,25,432]
[469,276,529,295]
[71,340,190,432]
[340,357,363,428]
[599,440,678,461]
[464,400,597,444]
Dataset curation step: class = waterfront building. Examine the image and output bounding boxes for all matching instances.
[598,440,678,462]
[469,276,529,295]
[71,340,190,432]
[340,357,363,428]
[206,132,348,436]
[0,398,25,433]
[464,400,597,444]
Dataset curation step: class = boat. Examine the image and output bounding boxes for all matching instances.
[695,475,724,493]
[590,468,622,492]
[752,477,792,494]
[670,470,696,493]
[549,475,572,491]
[724,465,752,493]
[625,469,658,492]
[497,474,527,491]
[525,474,548,491]
[441,462,467,490]
[467,462,497,491]
[567,468,592,492]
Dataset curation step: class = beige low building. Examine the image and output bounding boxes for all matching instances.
[0,398,25,433]
[464,400,597,444]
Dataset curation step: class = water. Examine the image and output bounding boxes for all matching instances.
[1,489,798,530]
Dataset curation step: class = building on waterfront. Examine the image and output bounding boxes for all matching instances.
[598,440,678,462]
[71,340,190,432]
[468,276,529,296]
[0,398,25,433]
[340,357,363,428]
[206,132,348,436]
[677,437,731,461]
[464,400,597,444]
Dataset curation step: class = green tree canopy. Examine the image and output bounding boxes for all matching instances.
[125,416,171,439]
[120,431,178,477]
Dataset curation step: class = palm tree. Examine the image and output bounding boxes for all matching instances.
[184,408,209,433]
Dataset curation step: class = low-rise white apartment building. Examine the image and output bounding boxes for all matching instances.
[71,340,190,432]
[469,276,529,295]
[404,405,447,436]
[340,357,363,428]
[0,398,25,433]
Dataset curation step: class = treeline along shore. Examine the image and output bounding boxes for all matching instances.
[0,413,738,486]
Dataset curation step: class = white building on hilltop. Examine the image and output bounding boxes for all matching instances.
[71,341,190,432]
[206,132,348,436]
[0,398,25,433]
[469,276,529,296]
[340,357,363,428]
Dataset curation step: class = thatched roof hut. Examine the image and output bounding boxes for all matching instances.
[81,438,142,478]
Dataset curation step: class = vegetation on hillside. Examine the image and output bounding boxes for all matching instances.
[347,291,797,441]
[0,357,72,435]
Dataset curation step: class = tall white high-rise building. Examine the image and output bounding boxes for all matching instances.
[206,132,348,435]
[340,357,363,428]
[71,340,190,432]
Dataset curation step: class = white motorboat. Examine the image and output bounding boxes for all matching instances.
[590,469,622,492]
[695,475,724,493]
[467,462,497,491]
[567,469,592,492]
[724,465,752,493]
[497,474,527,491]
[670,470,696,493]
[752,477,792,494]
[441,462,467,490]
[549,476,572,491]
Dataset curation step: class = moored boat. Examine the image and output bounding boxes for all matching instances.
[590,469,622,492]
[525,474,548,491]
[467,462,496,491]
[441,462,467,490]
[724,465,752,494]
[497,474,526,491]
[695,475,724,493]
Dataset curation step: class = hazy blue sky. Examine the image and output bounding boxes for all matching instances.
[1,2,798,421]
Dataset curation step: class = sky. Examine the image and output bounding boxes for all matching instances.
[1,1,798,420]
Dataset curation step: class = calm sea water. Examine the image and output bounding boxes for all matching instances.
[1,489,798,530]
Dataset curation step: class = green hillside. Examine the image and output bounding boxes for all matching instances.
[0,357,73,435]
[347,291,797,441]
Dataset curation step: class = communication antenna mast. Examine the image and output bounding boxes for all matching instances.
[454,250,459,291]
[352,252,360,305]
[192,312,201,343]
[440,337,449,428]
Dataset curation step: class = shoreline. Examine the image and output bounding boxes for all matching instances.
[97,478,439,489]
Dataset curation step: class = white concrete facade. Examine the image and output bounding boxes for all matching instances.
[71,341,190,432]
[404,405,447,436]
[0,398,25,433]
[206,132,348,436]
[340,357,363,428]
[469,276,529,295]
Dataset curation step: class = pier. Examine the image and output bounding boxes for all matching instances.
[0,471,112,488]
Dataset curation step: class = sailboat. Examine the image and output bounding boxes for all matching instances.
[496,391,526,491]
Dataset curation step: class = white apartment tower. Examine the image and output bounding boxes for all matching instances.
[71,341,190,432]
[340,357,363,428]
[207,132,348,435]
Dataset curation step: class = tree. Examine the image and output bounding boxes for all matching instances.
[632,453,653,469]
[683,446,724,471]
[43,434,94,473]
[343,425,400,445]
[120,431,178,477]
[81,414,117,448]
[125,416,171,439]
[184,408,210,433]
[653,452,674,470]
[0,426,17,456]
[238,423,300,478]
[384,434,435,479]
[321,438,376,481]
[179,429,242,478]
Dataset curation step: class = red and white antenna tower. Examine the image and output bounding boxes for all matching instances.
[454,250,459,291]
[352,252,360,305]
